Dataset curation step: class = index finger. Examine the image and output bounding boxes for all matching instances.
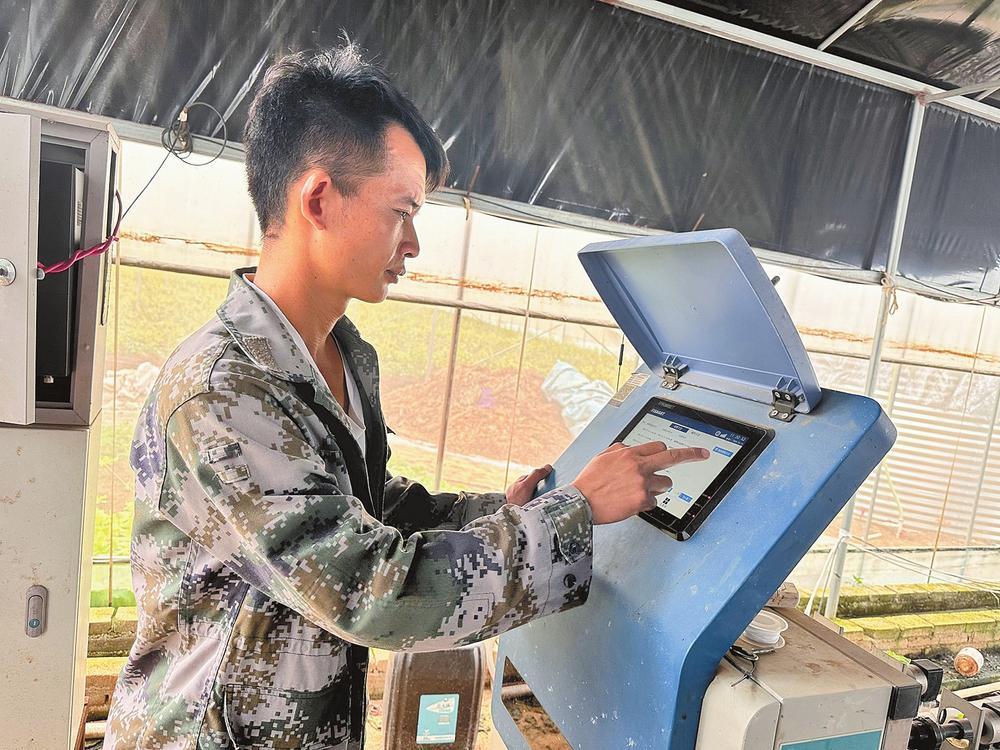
[640,446,711,471]
[629,440,668,457]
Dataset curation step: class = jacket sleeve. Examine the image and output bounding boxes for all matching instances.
[381,441,508,535]
[159,385,593,652]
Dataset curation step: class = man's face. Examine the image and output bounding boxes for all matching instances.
[319,123,426,304]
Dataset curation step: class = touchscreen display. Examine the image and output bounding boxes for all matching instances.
[619,402,756,521]
[612,398,771,539]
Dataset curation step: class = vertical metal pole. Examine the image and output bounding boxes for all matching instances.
[433,202,474,491]
[107,195,123,608]
[857,298,915,577]
[502,233,540,488]
[928,308,987,580]
[825,98,925,619]
[961,383,1000,574]
[425,311,437,379]
[856,361,901,578]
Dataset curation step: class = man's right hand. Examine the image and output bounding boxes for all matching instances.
[571,441,711,525]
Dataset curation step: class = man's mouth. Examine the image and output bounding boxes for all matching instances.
[386,268,405,282]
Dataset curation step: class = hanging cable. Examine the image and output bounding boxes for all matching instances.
[37,101,229,277]
[158,101,229,168]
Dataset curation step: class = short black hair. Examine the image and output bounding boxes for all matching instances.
[244,43,449,235]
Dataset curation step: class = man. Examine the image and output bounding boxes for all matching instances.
[106,44,708,749]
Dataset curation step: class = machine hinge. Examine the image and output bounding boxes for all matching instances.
[661,363,688,390]
[770,389,801,422]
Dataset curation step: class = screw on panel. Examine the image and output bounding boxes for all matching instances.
[0,258,15,286]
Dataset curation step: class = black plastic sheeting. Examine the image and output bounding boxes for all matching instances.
[902,104,1000,294]
[673,0,1000,108]
[449,7,912,271]
[669,0,879,44]
[0,0,998,292]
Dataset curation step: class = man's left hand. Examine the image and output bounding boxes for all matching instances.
[505,464,553,506]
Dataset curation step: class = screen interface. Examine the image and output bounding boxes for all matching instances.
[620,403,752,520]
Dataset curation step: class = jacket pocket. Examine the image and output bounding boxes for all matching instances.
[222,679,351,750]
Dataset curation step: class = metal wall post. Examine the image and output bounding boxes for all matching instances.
[432,203,474,491]
[824,98,926,619]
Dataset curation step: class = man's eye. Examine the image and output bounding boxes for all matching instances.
[398,210,410,221]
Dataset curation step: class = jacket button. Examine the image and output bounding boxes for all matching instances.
[563,574,577,588]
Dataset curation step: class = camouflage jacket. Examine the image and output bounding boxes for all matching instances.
[105,269,593,750]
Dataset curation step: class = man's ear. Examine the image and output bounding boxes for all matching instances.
[296,168,341,232]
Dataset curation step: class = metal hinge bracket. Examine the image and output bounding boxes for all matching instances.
[661,362,688,390]
[770,389,801,422]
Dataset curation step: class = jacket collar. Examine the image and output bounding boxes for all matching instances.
[218,268,313,383]
[216,267,380,414]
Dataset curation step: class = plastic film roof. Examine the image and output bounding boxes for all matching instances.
[1,0,999,296]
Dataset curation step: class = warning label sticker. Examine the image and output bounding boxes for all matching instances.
[610,372,650,406]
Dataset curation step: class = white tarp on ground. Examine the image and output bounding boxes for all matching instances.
[542,361,614,438]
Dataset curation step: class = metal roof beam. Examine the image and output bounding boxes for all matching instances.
[977,85,1000,102]
[922,78,1000,103]
[818,0,884,52]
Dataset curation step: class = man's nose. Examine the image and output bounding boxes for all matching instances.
[402,217,420,258]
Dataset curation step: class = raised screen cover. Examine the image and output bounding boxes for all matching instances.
[579,229,821,413]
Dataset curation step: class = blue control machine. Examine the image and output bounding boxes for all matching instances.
[492,230,898,749]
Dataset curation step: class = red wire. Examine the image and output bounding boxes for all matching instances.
[37,191,123,276]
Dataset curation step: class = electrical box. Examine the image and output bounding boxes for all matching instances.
[0,98,120,748]
[0,98,120,427]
